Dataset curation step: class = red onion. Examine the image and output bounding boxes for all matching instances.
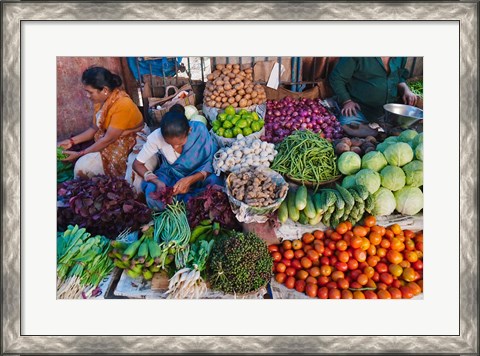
[262,97,343,143]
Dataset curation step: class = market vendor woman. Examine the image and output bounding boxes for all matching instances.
[329,57,418,126]
[58,66,150,182]
[133,111,222,210]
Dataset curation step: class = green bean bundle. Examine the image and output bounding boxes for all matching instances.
[271,130,340,184]
[153,200,191,269]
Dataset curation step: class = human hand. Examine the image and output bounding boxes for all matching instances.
[341,101,361,117]
[153,179,166,192]
[402,90,417,106]
[58,139,73,150]
[173,177,192,195]
[61,150,82,162]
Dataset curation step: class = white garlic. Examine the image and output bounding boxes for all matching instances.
[252,140,261,149]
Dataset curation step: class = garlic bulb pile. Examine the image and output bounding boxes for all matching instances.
[213,138,277,175]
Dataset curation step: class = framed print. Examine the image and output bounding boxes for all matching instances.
[2,1,478,354]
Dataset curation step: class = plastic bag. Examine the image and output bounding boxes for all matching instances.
[209,126,265,148]
[202,102,266,124]
[225,167,288,223]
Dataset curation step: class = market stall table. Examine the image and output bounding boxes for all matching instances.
[113,270,268,299]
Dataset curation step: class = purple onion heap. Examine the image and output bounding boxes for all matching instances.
[261,97,343,143]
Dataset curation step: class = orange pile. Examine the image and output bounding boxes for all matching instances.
[269,216,423,299]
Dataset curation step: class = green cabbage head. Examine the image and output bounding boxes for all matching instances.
[380,165,406,191]
[361,151,387,172]
[402,160,423,187]
[376,141,394,153]
[398,129,418,143]
[415,142,423,161]
[383,142,414,167]
[372,187,397,216]
[394,186,423,215]
[337,151,361,175]
[384,136,399,143]
[341,175,357,190]
[355,169,381,194]
[411,132,423,149]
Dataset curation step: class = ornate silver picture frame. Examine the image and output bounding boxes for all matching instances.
[2,1,477,354]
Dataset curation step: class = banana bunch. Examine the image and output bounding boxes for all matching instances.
[189,219,221,244]
[109,234,173,281]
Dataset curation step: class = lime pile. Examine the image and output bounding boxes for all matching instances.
[212,105,265,139]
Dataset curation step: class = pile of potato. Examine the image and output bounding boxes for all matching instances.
[204,64,267,109]
[229,168,288,208]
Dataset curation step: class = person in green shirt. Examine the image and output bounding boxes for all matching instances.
[329,57,418,126]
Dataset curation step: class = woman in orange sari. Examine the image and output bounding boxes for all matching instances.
[59,67,156,189]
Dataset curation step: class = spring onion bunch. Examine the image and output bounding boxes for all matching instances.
[165,239,214,299]
[57,225,114,299]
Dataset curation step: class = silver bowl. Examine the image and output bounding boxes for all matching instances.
[383,103,423,128]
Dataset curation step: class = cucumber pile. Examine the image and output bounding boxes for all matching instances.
[277,184,374,228]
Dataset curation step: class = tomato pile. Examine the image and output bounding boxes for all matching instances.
[269,216,423,299]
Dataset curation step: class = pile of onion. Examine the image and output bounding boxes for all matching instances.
[261,96,343,143]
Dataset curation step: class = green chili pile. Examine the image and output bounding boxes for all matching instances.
[271,130,340,184]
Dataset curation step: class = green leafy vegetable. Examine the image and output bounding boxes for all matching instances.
[57,147,73,183]
[408,80,423,99]
[57,146,69,160]
[57,225,114,299]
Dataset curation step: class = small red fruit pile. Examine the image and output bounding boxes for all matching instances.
[269,216,423,299]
